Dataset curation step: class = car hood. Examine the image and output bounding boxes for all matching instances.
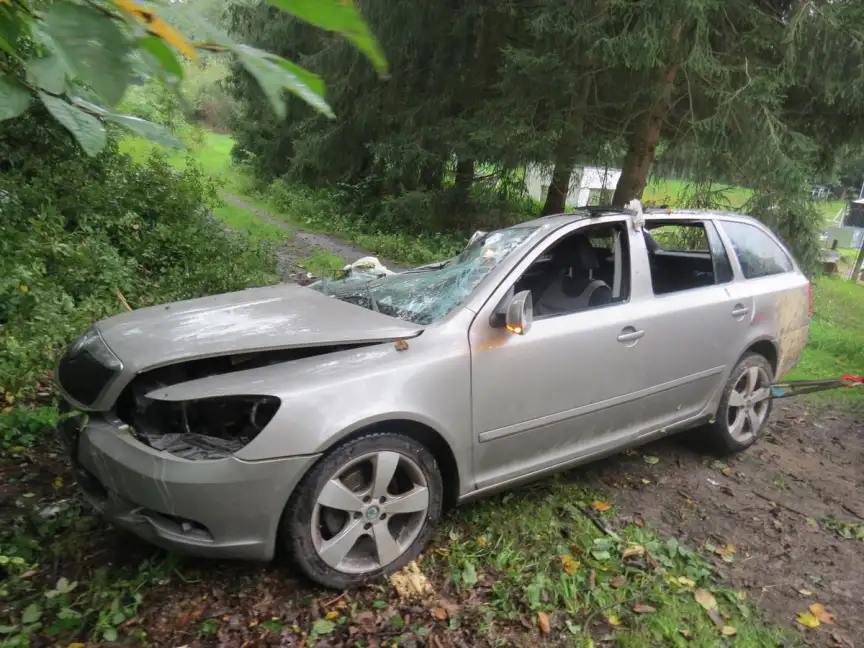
[96,283,423,372]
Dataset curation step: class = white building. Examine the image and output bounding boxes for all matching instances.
[525,165,622,207]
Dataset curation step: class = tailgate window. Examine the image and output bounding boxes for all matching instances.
[721,221,794,279]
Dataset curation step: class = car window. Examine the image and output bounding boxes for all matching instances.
[643,221,732,294]
[311,227,537,324]
[722,220,794,279]
[513,221,630,318]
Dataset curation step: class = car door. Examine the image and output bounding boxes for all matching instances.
[628,218,749,431]
[469,217,656,490]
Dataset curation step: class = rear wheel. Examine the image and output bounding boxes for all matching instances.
[706,353,774,454]
[284,433,443,589]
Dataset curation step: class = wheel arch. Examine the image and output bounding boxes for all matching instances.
[323,419,460,512]
[741,338,779,374]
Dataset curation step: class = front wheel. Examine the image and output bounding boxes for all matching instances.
[706,353,774,454]
[284,432,443,589]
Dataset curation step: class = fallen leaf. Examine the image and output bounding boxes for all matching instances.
[643,455,660,465]
[796,612,820,629]
[325,611,340,621]
[633,603,656,614]
[622,545,646,559]
[641,478,651,485]
[67,644,86,648]
[537,611,551,634]
[476,536,487,547]
[830,630,854,648]
[797,589,813,597]
[432,607,447,621]
[717,544,736,555]
[592,500,612,512]
[607,615,621,626]
[394,339,410,351]
[53,477,63,488]
[676,576,696,588]
[737,591,747,601]
[694,588,723,626]
[560,554,580,575]
[679,629,692,639]
[722,625,737,636]
[722,466,732,474]
[809,603,835,624]
[390,561,433,600]
[609,575,626,589]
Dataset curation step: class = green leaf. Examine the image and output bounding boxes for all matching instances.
[138,35,184,81]
[39,92,106,156]
[461,561,478,588]
[311,619,334,635]
[235,45,333,119]
[0,75,30,121]
[27,56,66,94]
[102,627,118,642]
[0,5,22,58]
[0,624,19,634]
[43,1,132,107]
[21,603,42,625]
[104,113,183,148]
[265,0,386,73]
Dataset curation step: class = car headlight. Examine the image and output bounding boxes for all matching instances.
[58,329,123,406]
[124,395,281,461]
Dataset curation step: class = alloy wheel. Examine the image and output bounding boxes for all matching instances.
[726,366,771,443]
[311,451,430,574]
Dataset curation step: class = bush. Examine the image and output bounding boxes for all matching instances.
[0,111,277,397]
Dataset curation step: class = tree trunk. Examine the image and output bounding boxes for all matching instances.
[455,158,475,195]
[541,73,594,216]
[612,23,682,207]
[852,236,864,282]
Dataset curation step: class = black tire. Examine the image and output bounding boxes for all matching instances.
[283,432,443,589]
[706,352,774,455]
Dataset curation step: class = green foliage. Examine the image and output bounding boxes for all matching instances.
[0,112,277,397]
[0,0,384,155]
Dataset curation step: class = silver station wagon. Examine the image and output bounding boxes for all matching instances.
[56,207,810,588]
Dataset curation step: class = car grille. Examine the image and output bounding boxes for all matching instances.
[58,346,118,406]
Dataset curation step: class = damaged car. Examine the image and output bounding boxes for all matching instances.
[57,207,810,588]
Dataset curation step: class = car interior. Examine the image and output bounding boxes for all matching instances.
[643,221,731,294]
[515,223,629,317]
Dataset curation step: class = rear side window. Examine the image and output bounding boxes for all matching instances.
[722,221,793,279]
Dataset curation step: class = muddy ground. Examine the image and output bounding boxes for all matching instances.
[586,400,863,647]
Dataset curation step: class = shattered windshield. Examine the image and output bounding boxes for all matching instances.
[310,227,537,324]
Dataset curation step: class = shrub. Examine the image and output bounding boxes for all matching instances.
[0,111,277,397]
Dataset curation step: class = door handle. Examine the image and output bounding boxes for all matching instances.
[732,304,750,318]
[617,327,645,343]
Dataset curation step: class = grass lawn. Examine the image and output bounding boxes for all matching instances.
[643,178,846,222]
[786,277,864,409]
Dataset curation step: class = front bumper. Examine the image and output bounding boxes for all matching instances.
[59,410,320,561]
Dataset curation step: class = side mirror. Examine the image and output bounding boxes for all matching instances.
[506,290,533,335]
[490,290,533,334]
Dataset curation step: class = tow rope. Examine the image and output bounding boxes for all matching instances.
[769,374,864,399]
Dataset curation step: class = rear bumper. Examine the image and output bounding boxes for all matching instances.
[61,411,320,561]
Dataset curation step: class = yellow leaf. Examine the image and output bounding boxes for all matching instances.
[641,478,651,485]
[722,625,737,636]
[694,588,717,610]
[53,478,63,489]
[5,393,14,404]
[737,591,747,601]
[592,500,612,512]
[68,644,86,648]
[797,589,813,597]
[676,576,696,588]
[476,536,487,547]
[560,554,580,575]
[113,0,198,61]
[808,603,835,624]
[607,615,621,626]
[795,612,820,629]
[622,545,646,559]
[2,407,12,414]
[19,285,28,293]
[717,543,736,555]
[325,611,339,620]
[537,611,551,634]
[722,466,732,474]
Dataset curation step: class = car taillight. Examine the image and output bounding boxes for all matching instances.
[808,283,813,319]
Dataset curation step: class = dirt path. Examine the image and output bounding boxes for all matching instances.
[584,400,863,647]
[221,194,405,281]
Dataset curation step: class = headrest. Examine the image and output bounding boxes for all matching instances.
[553,235,599,271]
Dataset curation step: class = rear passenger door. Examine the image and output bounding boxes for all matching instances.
[632,218,747,431]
